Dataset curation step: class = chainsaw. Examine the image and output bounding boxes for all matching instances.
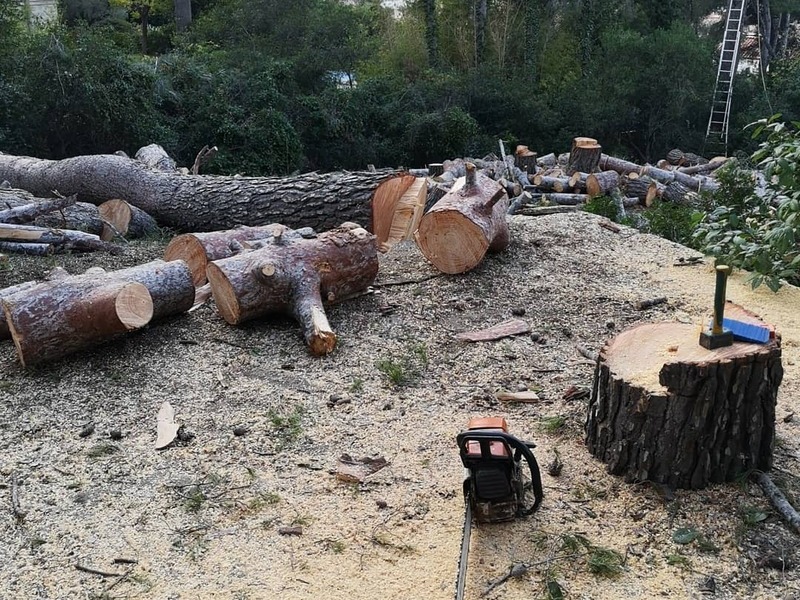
[455,417,543,600]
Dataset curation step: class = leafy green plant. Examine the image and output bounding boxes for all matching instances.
[644,200,705,246]
[696,117,800,291]
[587,547,624,578]
[542,415,567,434]
[583,195,618,221]
[375,342,428,387]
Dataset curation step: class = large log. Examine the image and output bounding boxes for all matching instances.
[0,152,408,233]
[0,189,104,234]
[206,223,378,356]
[370,175,426,253]
[0,267,69,339]
[531,174,570,193]
[414,163,509,274]
[567,137,602,175]
[585,170,620,198]
[514,145,538,174]
[621,176,657,205]
[0,195,76,224]
[3,278,153,367]
[529,193,590,205]
[585,308,783,489]
[598,155,718,193]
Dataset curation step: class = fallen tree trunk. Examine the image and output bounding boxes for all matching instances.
[529,193,589,205]
[0,152,408,233]
[0,241,53,256]
[415,163,509,274]
[206,222,378,356]
[98,199,159,241]
[599,154,718,193]
[586,310,783,489]
[0,268,69,339]
[678,157,728,175]
[0,189,104,234]
[3,278,153,367]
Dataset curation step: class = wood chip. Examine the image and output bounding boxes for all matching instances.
[495,391,540,403]
[598,220,621,233]
[455,318,530,342]
[155,401,180,450]
[335,454,389,483]
[278,526,303,536]
[634,296,667,310]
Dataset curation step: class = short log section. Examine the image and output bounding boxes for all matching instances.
[206,223,378,356]
[414,163,508,274]
[586,311,783,489]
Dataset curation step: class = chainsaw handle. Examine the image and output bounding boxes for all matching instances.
[456,430,543,515]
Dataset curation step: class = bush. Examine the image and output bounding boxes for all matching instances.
[695,117,800,291]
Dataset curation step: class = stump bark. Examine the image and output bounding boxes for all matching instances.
[586,310,783,489]
[414,163,509,274]
[205,223,378,356]
[567,137,602,175]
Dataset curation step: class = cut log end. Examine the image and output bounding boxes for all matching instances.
[415,211,488,274]
[165,234,208,286]
[99,199,133,241]
[115,282,154,329]
[306,307,337,356]
[205,262,242,324]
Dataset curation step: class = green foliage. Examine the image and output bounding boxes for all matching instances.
[696,117,800,291]
[643,201,705,246]
[583,196,618,220]
[375,342,428,387]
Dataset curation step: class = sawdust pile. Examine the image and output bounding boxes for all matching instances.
[1,212,799,599]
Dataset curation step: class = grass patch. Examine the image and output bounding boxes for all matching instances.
[183,488,208,513]
[587,547,624,578]
[666,553,691,568]
[375,342,428,387]
[349,377,364,393]
[541,415,567,434]
[268,404,305,447]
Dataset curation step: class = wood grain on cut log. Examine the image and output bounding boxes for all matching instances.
[165,223,289,285]
[415,163,509,274]
[371,175,426,252]
[586,171,620,198]
[567,137,602,175]
[98,199,158,241]
[586,308,783,489]
[206,223,378,356]
[0,153,405,233]
[3,278,153,367]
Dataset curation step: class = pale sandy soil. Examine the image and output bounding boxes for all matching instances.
[0,211,798,600]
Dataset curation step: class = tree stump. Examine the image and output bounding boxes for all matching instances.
[414,163,508,274]
[514,145,538,174]
[567,137,602,175]
[586,308,783,489]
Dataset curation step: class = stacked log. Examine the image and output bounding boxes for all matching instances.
[514,145,538,174]
[586,171,620,198]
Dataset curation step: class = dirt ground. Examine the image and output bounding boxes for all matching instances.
[1,211,799,600]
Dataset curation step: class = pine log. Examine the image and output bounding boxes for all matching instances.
[678,157,728,175]
[586,312,783,489]
[537,153,557,168]
[0,188,104,234]
[0,153,407,233]
[206,223,378,356]
[0,241,53,256]
[0,195,76,224]
[165,223,292,286]
[100,260,195,321]
[414,163,509,274]
[0,223,119,253]
[586,170,620,198]
[599,154,642,177]
[621,176,657,205]
[98,199,159,241]
[666,149,686,166]
[3,278,153,367]
[567,137,602,175]
[530,193,589,205]
[660,181,697,205]
[371,176,426,252]
[532,174,570,193]
[0,267,69,338]
[135,144,177,172]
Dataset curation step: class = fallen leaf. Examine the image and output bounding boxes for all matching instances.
[156,401,181,450]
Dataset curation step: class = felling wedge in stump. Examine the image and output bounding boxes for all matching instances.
[206,222,378,356]
[585,304,783,489]
[414,162,509,274]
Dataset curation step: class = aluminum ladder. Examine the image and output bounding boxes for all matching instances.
[706,0,748,152]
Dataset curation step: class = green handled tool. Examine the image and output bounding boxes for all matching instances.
[699,265,734,349]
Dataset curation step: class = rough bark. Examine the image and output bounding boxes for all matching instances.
[415,164,509,274]
[678,158,728,175]
[514,146,538,174]
[0,195,76,224]
[0,241,52,255]
[528,193,589,205]
[586,313,783,489]
[599,154,718,193]
[586,171,620,198]
[206,223,378,356]
[537,153,557,168]
[0,153,403,233]
[3,278,153,367]
[660,181,697,205]
[531,175,570,193]
[135,144,177,172]
[567,137,602,175]
[0,223,119,253]
[0,268,69,339]
[98,199,159,241]
[0,188,103,234]
[621,176,657,206]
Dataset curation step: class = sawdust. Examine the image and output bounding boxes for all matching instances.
[0,211,799,600]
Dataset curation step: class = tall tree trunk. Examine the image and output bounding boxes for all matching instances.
[174,0,192,33]
[422,0,439,67]
[474,0,488,67]
[759,0,773,70]
[524,0,543,81]
[138,3,150,54]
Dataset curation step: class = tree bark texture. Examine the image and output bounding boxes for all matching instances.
[3,278,153,367]
[586,170,620,198]
[0,188,104,234]
[205,223,378,356]
[568,137,602,175]
[586,315,783,489]
[621,176,657,205]
[0,153,403,233]
[0,195,76,224]
[415,165,509,274]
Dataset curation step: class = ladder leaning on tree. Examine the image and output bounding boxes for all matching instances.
[706,0,748,154]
